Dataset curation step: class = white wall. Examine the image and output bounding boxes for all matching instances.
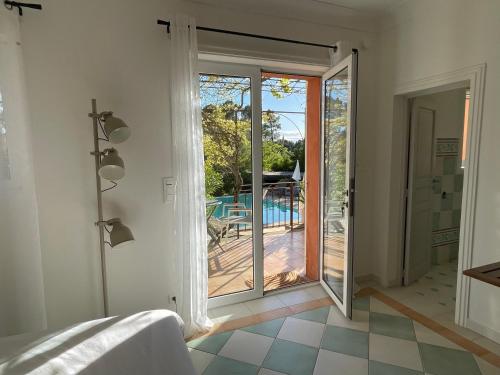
[18,0,379,329]
[418,88,466,141]
[18,0,179,329]
[374,0,500,341]
[0,7,46,336]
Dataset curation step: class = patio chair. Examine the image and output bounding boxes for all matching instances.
[206,200,225,251]
[222,202,252,241]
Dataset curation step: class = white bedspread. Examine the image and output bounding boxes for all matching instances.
[0,310,196,375]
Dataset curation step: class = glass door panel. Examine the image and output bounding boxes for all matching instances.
[320,52,358,318]
[199,62,263,308]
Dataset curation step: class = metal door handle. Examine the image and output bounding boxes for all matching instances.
[341,200,348,217]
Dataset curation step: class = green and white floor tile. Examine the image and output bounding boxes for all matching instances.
[187,296,496,375]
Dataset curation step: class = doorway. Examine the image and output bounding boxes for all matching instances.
[403,87,469,319]
[199,61,323,307]
[261,72,321,292]
[200,53,359,317]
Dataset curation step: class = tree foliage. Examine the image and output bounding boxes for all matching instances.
[264,78,295,98]
[262,141,293,171]
[262,110,281,142]
[324,96,348,203]
[202,102,251,198]
[281,139,305,171]
[204,163,224,198]
[200,74,308,199]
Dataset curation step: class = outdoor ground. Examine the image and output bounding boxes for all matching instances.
[208,229,306,297]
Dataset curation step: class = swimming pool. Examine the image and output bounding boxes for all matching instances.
[212,193,301,226]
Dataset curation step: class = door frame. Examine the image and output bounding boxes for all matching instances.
[393,64,486,327]
[319,51,358,318]
[200,58,328,308]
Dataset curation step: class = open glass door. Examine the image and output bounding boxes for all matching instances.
[320,51,358,318]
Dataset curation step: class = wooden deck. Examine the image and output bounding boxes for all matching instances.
[208,229,306,298]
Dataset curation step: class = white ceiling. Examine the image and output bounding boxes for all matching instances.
[313,0,405,14]
[184,0,405,32]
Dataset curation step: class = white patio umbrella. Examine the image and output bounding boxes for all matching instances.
[292,160,301,181]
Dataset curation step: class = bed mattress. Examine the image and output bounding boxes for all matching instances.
[0,310,196,375]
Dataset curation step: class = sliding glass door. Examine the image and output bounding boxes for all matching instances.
[320,52,358,318]
[199,62,263,307]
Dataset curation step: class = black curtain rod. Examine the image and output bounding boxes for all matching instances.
[3,1,42,16]
[157,19,337,52]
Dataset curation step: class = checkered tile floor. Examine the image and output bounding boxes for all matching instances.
[187,296,498,375]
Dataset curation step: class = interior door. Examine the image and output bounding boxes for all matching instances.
[404,101,435,284]
[320,51,358,318]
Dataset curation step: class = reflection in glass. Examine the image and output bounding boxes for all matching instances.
[200,74,254,298]
[0,91,11,181]
[322,67,349,301]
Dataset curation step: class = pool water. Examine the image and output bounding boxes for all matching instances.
[212,193,301,226]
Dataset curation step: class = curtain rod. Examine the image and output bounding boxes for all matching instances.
[157,20,337,52]
[3,1,41,16]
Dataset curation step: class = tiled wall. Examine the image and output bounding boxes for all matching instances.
[431,138,463,264]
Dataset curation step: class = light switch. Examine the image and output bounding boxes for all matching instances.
[163,177,176,203]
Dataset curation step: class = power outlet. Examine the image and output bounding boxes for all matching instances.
[168,295,177,305]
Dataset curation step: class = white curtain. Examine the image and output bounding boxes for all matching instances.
[0,7,47,336]
[169,14,212,336]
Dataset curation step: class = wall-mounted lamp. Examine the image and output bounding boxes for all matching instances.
[88,99,134,317]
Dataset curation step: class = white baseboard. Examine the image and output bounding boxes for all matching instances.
[467,318,500,344]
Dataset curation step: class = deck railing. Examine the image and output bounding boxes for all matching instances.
[237,181,304,230]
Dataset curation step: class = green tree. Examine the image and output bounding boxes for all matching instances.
[281,139,305,171]
[324,96,347,203]
[204,163,224,198]
[202,101,251,199]
[262,110,281,142]
[200,74,307,199]
[262,141,293,171]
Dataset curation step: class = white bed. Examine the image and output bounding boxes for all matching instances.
[0,310,196,375]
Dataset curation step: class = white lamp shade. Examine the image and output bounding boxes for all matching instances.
[108,218,134,248]
[103,115,131,144]
[99,149,125,180]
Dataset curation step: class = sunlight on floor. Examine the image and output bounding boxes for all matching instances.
[208,285,327,324]
[208,229,306,298]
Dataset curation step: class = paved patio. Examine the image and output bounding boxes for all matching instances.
[208,229,307,298]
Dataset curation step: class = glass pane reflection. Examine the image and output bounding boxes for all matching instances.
[322,67,350,302]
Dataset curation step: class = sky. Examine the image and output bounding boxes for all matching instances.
[200,74,306,143]
[262,79,306,142]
